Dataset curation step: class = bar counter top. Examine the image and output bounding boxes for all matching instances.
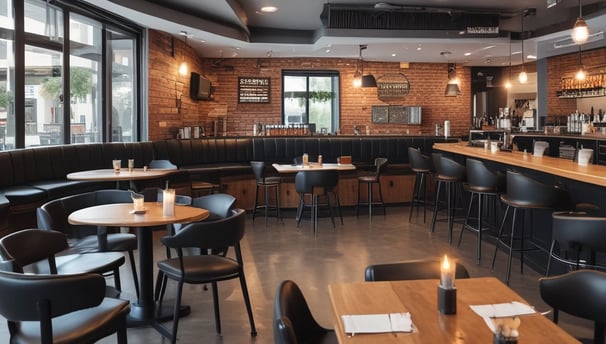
[433,142,606,187]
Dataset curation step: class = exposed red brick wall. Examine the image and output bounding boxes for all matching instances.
[147,30,473,140]
[546,47,606,116]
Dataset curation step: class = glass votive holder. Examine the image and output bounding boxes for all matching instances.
[162,189,176,217]
[112,159,121,173]
[131,192,145,212]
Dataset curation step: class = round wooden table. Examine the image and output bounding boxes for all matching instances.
[68,202,209,324]
[67,168,176,189]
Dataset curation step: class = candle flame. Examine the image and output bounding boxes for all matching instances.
[442,254,450,269]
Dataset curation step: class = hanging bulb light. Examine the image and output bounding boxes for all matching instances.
[505,33,512,89]
[518,11,528,84]
[572,0,589,44]
[576,46,586,80]
[353,68,362,88]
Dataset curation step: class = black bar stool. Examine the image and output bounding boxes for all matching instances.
[251,161,282,225]
[408,147,435,223]
[295,170,339,235]
[356,158,388,219]
[492,170,569,284]
[458,158,505,264]
[430,154,466,244]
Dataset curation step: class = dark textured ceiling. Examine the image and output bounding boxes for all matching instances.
[100,0,606,66]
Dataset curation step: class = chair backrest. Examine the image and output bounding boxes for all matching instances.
[540,270,606,344]
[161,208,246,251]
[0,270,105,340]
[431,153,442,175]
[374,157,388,176]
[438,156,466,180]
[250,161,266,183]
[0,229,69,274]
[273,280,328,344]
[192,193,236,219]
[364,259,471,282]
[552,212,606,257]
[37,190,132,238]
[465,158,504,191]
[505,170,568,209]
[148,159,178,169]
[408,147,433,172]
[294,170,338,194]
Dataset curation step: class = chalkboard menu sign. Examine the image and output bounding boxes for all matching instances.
[371,105,389,123]
[388,106,408,124]
[376,73,410,100]
[238,77,270,103]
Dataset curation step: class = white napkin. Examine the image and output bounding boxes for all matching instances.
[470,301,536,318]
[341,312,413,335]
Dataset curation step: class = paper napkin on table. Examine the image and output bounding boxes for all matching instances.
[341,312,413,335]
[470,301,536,318]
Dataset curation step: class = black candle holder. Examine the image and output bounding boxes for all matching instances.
[437,285,457,314]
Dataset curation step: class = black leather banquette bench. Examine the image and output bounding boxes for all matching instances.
[0,136,455,233]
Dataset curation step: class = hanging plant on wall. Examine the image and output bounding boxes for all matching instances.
[308,90,333,103]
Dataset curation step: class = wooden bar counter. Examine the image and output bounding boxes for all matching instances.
[433,142,606,187]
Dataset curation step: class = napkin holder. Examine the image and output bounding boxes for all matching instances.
[437,285,456,314]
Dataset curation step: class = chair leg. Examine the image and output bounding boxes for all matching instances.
[264,185,269,227]
[296,194,304,228]
[325,193,336,228]
[170,282,184,344]
[505,208,519,285]
[492,205,511,270]
[409,173,421,222]
[211,281,221,334]
[238,273,258,336]
[476,194,484,264]
[117,326,127,344]
[275,184,282,222]
[128,250,140,299]
[334,192,344,225]
[458,192,475,247]
[252,185,260,222]
[595,321,604,344]
[356,182,362,217]
[430,180,443,233]
[367,182,373,218]
[546,240,557,276]
[377,181,386,216]
[113,267,122,293]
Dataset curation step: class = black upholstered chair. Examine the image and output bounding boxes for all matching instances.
[251,161,282,225]
[154,208,256,343]
[192,193,236,221]
[408,147,435,223]
[37,189,140,297]
[146,159,191,194]
[0,270,130,344]
[540,270,606,344]
[356,157,388,218]
[430,154,467,244]
[546,212,606,276]
[295,170,339,234]
[458,158,505,264]
[274,279,338,344]
[492,170,570,284]
[0,228,126,292]
[364,259,470,282]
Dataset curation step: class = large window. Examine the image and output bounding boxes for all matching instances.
[0,0,143,150]
[282,71,340,134]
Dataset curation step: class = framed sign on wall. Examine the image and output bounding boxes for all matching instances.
[238,77,270,103]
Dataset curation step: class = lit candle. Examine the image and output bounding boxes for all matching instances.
[440,255,456,289]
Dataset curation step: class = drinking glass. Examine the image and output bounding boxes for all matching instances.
[128,159,135,172]
[112,160,121,173]
[131,192,145,212]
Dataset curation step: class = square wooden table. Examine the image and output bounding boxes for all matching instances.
[328,277,579,343]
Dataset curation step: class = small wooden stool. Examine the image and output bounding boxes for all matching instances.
[191,181,221,198]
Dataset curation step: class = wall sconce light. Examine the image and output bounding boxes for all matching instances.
[353,45,376,88]
[178,31,189,77]
[518,10,528,84]
[572,0,589,44]
[445,63,461,96]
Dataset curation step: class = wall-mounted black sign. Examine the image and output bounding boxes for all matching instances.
[238,77,270,103]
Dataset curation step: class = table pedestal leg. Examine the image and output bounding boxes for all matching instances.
[127,227,155,326]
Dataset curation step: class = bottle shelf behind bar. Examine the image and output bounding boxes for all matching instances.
[557,73,606,99]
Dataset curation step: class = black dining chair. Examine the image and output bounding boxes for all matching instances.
[356,157,388,218]
[37,189,140,298]
[154,208,256,343]
[0,228,126,294]
[0,270,130,344]
[540,270,606,344]
[364,258,470,282]
[274,279,338,344]
[251,161,282,225]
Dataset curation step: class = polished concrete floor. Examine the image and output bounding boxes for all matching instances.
[0,206,593,343]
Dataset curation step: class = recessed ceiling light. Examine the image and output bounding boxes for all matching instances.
[260,6,278,13]
[391,53,396,57]
[325,49,331,53]
[527,55,537,60]
[464,52,471,56]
